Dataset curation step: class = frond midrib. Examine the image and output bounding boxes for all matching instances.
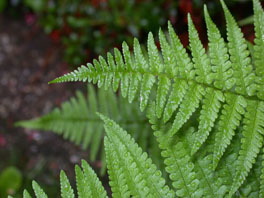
[28,116,149,126]
[71,67,264,102]
[170,147,193,197]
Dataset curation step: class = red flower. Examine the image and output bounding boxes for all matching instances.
[49,30,61,43]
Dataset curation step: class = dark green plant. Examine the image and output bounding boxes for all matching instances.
[19,0,264,197]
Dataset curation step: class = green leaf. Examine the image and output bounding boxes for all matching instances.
[229,101,264,197]
[221,0,256,96]
[32,181,48,198]
[168,22,194,79]
[213,93,247,170]
[169,83,205,136]
[253,0,264,99]
[188,14,212,84]
[99,114,175,198]
[104,138,130,198]
[191,88,224,155]
[60,171,75,198]
[23,190,32,198]
[81,160,108,198]
[75,165,91,198]
[204,5,235,90]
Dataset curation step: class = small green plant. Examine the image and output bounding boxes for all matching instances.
[19,0,264,197]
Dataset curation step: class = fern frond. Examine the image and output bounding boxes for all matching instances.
[204,5,234,90]
[81,160,108,197]
[16,85,155,174]
[32,181,48,198]
[99,113,175,198]
[188,14,212,84]
[229,101,264,197]
[25,160,108,198]
[104,138,130,198]
[167,22,194,79]
[60,171,75,198]
[162,79,188,123]
[261,149,264,197]
[23,190,32,198]
[75,165,90,198]
[191,88,224,155]
[146,106,201,197]
[221,0,257,96]
[169,83,205,137]
[253,0,264,99]
[213,93,247,169]
[239,152,262,197]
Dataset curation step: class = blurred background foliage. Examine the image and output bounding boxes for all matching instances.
[0,0,261,197]
[1,0,257,66]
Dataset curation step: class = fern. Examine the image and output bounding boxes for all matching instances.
[16,85,160,175]
[24,115,174,198]
[21,0,264,197]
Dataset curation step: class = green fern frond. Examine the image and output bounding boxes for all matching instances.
[191,88,224,155]
[81,160,108,197]
[25,160,108,198]
[16,85,157,174]
[99,113,175,198]
[213,93,247,170]
[146,106,201,197]
[104,138,130,198]
[60,171,75,198]
[32,181,48,198]
[23,190,32,198]
[221,0,257,96]
[229,101,264,197]
[188,14,212,85]
[204,5,234,90]
[253,0,264,99]
[169,83,204,137]
[75,165,90,198]
[261,149,264,197]
[239,152,262,197]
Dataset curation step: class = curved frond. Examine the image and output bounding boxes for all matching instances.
[99,114,175,198]
[16,85,154,174]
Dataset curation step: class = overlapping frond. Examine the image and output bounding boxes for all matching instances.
[147,107,201,197]
[99,113,175,198]
[16,85,157,174]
